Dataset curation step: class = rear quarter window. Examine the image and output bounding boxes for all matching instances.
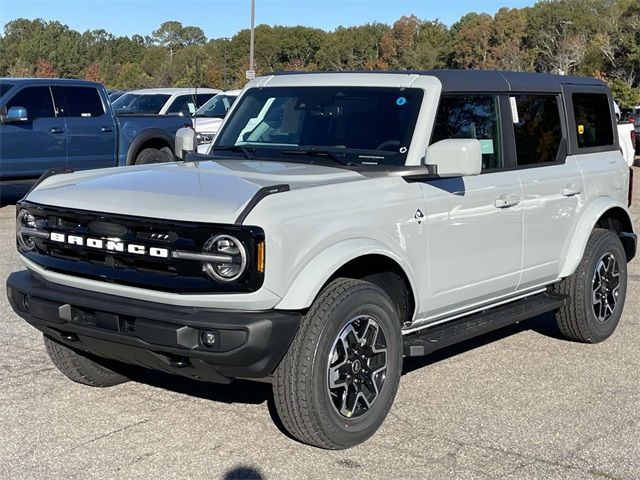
[572,93,614,148]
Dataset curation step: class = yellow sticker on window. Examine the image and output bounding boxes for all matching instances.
[578,124,585,135]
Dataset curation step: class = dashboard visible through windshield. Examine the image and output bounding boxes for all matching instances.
[214,86,424,166]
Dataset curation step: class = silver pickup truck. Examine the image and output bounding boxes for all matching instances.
[7,70,636,449]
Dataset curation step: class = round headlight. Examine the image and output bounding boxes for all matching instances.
[202,234,247,282]
[16,209,37,251]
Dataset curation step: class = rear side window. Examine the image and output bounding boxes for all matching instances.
[431,94,502,170]
[6,86,55,119]
[53,86,105,117]
[572,93,614,148]
[512,95,563,165]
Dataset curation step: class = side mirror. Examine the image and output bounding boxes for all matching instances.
[175,127,196,160]
[425,139,482,177]
[2,106,29,123]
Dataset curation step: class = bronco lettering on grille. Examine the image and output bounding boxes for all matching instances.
[49,231,169,258]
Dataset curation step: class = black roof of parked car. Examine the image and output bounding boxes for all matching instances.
[270,69,606,93]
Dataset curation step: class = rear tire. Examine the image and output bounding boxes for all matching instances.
[135,147,173,165]
[552,228,628,343]
[44,335,135,387]
[272,278,402,449]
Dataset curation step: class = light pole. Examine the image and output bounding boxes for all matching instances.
[221,37,230,90]
[249,0,255,72]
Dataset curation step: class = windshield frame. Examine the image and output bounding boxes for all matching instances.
[212,86,424,167]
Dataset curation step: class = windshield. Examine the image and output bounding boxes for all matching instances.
[112,93,171,114]
[196,94,237,118]
[0,82,15,98]
[215,86,423,166]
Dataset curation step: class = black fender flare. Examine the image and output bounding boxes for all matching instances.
[125,128,175,165]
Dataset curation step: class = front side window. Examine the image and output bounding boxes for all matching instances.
[572,93,614,148]
[513,95,563,166]
[6,86,55,119]
[216,86,424,166]
[112,93,171,114]
[431,94,502,170]
[0,82,15,98]
[52,86,104,117]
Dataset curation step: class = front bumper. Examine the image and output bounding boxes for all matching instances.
[6,270,301,383]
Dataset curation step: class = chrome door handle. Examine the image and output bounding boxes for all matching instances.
[100,126,114,132]
[494,194,520,209]
[562,184,581,197]
[49,127,65,134]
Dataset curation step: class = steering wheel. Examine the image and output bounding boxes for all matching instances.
[376,140,401,151]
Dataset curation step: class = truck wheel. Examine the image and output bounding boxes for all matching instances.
[553,228,628,343]
[43,335,134,387]
[135,147,173,164]
[273,278,402,449]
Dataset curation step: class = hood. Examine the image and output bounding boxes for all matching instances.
[26,159,365,224]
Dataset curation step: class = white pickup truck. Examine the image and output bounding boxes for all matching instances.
[8,70,636,449]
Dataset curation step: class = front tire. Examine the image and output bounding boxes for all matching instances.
[553,228,628,343]
[135,147,173,165]
[273,278,402,449]
[44,335,136,387]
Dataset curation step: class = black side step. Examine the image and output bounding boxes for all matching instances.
[403,291,567,357]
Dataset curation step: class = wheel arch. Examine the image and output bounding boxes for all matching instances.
[559,198,635,278]
[274,239,418,325]
[125,129,175,165]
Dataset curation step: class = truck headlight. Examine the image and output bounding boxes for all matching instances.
[202,234,247,282]
[16,209,37,251]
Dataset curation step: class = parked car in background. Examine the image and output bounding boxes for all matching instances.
[111,88,220,116]
[193,90,241,152]
[618,120,636,166]
[0,78,192,203]
[107,89,127,102]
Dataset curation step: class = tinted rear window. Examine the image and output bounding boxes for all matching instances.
[572,93,614,148]
[53,86,105,117]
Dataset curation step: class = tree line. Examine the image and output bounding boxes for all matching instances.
[1,0,639,106]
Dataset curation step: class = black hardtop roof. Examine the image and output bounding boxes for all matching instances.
[270,69,607,93]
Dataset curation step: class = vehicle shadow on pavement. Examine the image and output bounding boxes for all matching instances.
[132,369,272,405]
[402,311,562,375]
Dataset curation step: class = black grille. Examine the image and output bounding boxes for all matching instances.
[18,201,264,293]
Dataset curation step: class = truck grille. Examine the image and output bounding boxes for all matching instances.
[17,201,264,293]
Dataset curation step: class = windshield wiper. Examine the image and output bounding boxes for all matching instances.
[280,148,353,167]
[210,145,255,159]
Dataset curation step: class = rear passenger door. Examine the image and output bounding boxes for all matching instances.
[0,85,67,179]
[52,86,116,171]
[511,94,584,290]
[423,94,523,319]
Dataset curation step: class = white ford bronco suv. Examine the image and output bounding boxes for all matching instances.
[7,71,636,449]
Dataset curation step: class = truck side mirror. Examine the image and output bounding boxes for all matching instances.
[7,106,29,123]
[2,106,29,123]
[175,127,196,160]
[425,139,482,177]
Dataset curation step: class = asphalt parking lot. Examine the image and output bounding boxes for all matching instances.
[1,168,639,480]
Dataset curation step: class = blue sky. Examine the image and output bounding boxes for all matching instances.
[0,0,537,39]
